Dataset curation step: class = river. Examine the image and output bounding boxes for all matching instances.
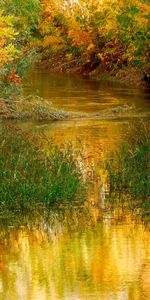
[0,70,150,300]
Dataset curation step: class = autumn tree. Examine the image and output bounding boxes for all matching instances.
[37,0,150,70]
[0,9,19,68]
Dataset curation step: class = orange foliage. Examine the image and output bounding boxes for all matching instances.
[37,0,149,69]
[7,69,22,84]
[68,28,93,47]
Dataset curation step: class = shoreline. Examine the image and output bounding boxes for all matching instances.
[36,52,148,88]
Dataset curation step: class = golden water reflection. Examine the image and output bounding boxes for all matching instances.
[0,222,150,300]
[1,71,150,300]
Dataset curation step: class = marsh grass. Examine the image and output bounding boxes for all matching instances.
[0,125,86,214]
[0,94,55,120]
[106,121,150,222]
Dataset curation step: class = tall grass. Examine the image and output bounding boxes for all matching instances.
[106,121,150,221]
[0,125,85,213]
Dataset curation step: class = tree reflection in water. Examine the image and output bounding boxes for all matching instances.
[0,220,150,300]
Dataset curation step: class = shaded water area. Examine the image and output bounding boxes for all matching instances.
[0,70,150,299]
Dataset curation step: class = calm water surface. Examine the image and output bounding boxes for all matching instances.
[24,69,150,113]
[0,70,150,300]
[0,223,150,300]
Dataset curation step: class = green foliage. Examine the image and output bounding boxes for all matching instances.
[0,126,85,211]
[0,1,42,96]
[1,0,42,35]
[106,122,150,218]
[106,122,150,197]
[0,0,149,88]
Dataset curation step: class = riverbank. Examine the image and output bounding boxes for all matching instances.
[36,51,148,87]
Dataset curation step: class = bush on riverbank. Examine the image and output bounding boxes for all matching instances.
[0,0,149,88]
[0,125,85,212]
[35,0,150,78]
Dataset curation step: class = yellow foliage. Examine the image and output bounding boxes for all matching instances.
[1,0,149,71]
[87,43,95,52]
[97,53,105,61]
[43,35,65,47]
[68,28,93,47]
[0,44,19,67]
[0,9,19,67]
[135,16,148,27]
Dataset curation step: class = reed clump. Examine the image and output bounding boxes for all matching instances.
[106,121,150,221]
[0,125,85,213]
